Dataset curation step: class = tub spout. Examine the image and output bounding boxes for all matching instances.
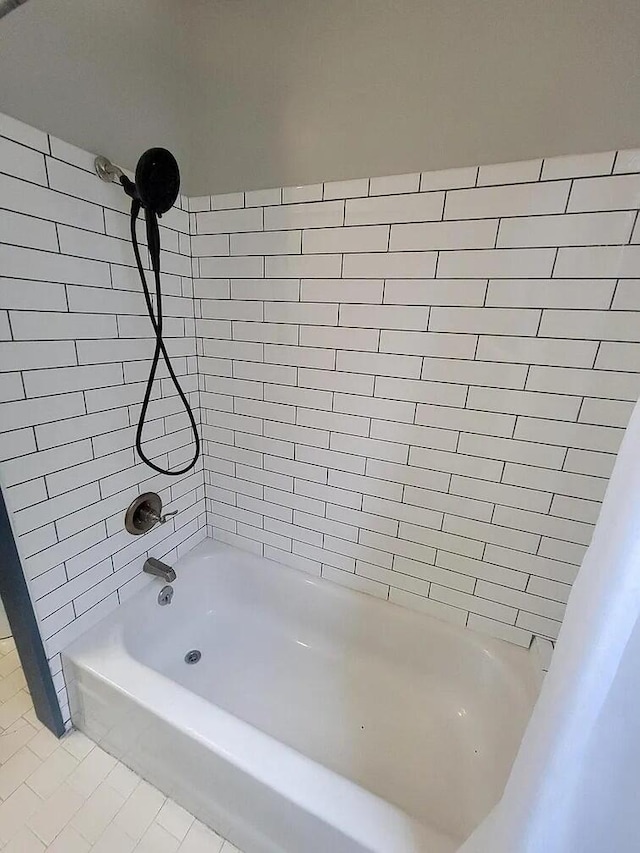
[143,557,176,583]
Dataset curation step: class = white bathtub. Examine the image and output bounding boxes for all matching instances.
[63,540,539,853]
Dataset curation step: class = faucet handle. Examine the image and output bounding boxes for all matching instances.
[125,494,179,535]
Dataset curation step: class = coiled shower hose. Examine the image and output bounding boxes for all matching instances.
[129,200,200,475]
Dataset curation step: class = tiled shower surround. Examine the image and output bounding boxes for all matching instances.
[0,110,639,723]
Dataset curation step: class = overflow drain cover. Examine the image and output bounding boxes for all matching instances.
[185,650,201,665]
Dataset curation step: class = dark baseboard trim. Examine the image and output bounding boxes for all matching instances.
[0,487,65,737]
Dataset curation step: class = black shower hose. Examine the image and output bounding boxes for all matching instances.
[129,199,200,475]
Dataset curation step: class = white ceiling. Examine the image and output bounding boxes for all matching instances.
[1,0,639,195]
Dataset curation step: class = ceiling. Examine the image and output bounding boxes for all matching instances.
[1,0,639,195]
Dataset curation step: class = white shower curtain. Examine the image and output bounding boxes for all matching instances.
[460,399,640,853]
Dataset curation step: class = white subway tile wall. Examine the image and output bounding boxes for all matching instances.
[192,149,640,650]
[0,114,206,726]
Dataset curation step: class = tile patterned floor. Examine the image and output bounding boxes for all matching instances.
[0,638,244,853]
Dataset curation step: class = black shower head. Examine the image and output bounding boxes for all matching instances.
[135,148,180,216]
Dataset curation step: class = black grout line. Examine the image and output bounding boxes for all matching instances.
[628,209,639,245]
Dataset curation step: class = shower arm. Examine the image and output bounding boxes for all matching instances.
[94,155,125,184]
[95,156,139,203]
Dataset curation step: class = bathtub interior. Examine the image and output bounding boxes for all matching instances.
[71,540,540,843]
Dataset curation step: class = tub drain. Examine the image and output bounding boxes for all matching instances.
[184,650,201,664]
